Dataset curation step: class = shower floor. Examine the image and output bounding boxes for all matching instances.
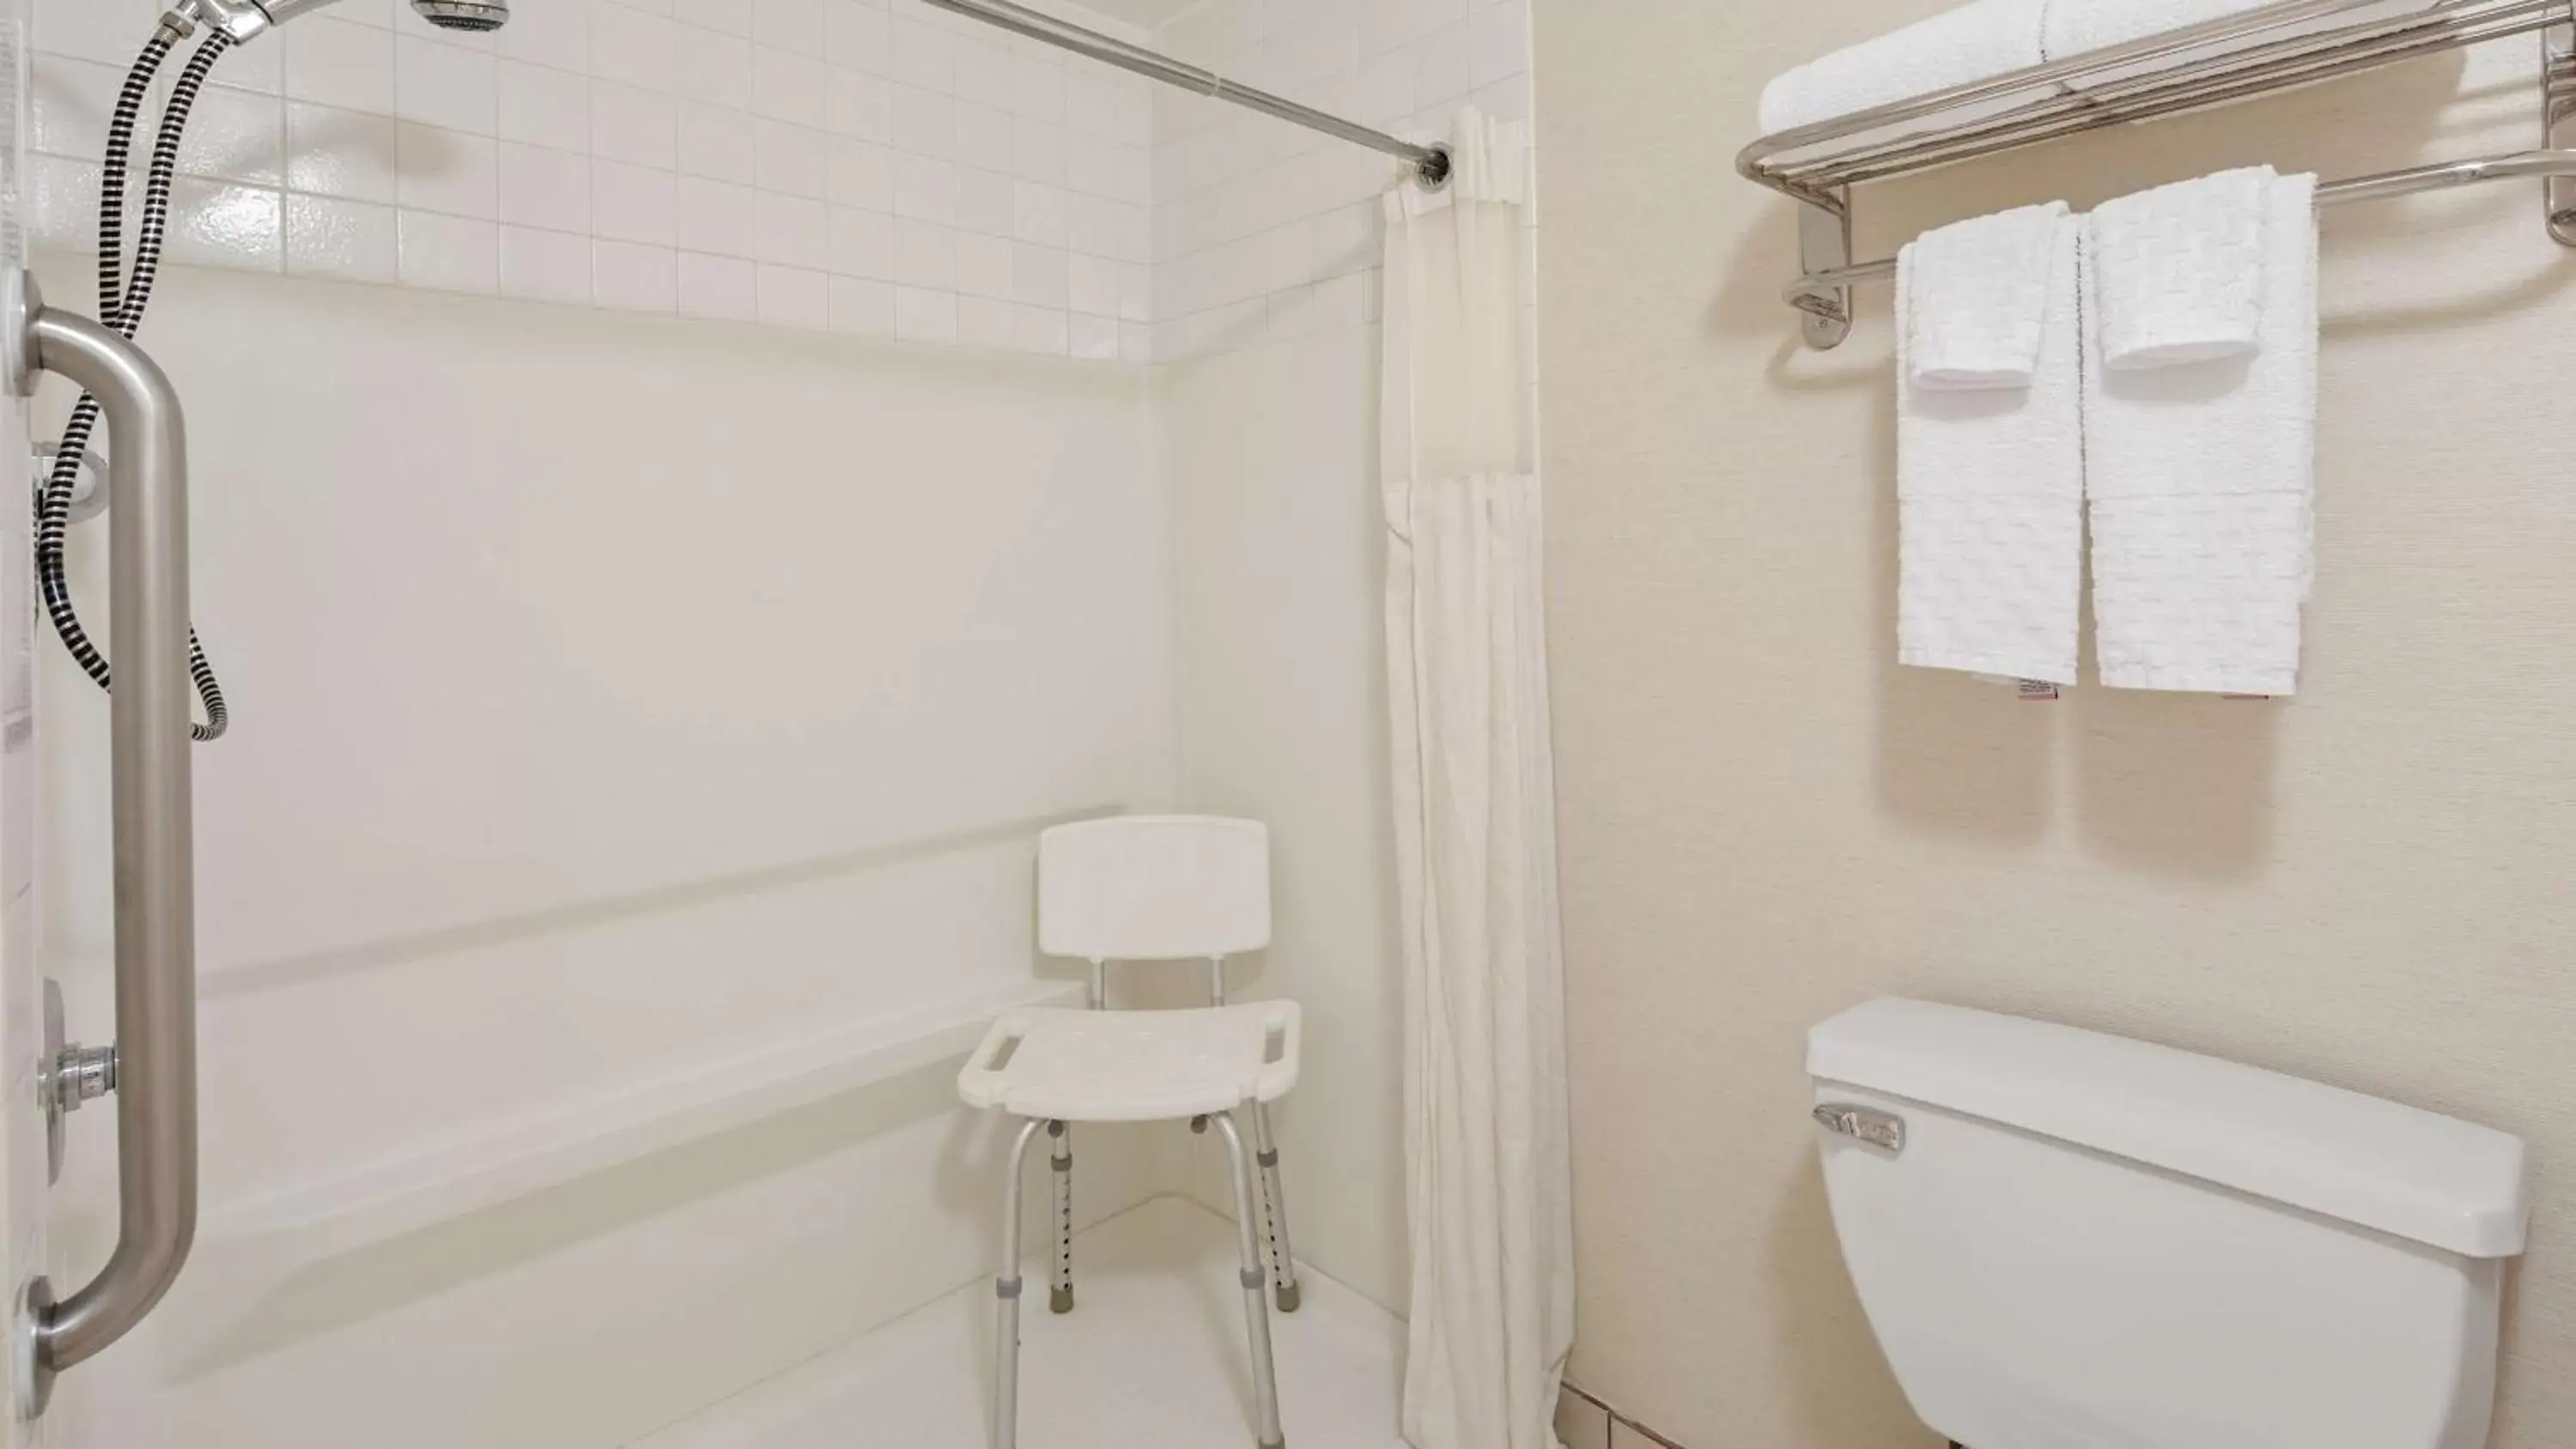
[631,1195,1407,1447]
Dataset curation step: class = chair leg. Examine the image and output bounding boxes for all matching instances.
[1049,1121,1076,1313]
[993,1118,1048,1449]
[1208,1112,1287,1449]
[1250,1103,1303,1313]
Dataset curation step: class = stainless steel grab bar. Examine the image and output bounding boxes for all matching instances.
[4,270,198,1415]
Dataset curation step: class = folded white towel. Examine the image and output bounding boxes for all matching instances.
[1897,210,2085,685]
[1905,201,2071,389]
[2086,172,2319,696]
[1759,0,2049,134]
[2044,0,2440,85]
[2089,166,2271,368]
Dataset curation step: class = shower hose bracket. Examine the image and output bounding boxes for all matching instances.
[33,444,110,524]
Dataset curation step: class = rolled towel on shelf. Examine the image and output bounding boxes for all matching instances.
[1759,0,2049,134]
[1756,0,2451,139]
[1896,209,2086,688]
[2089,165,2271,368]
[2085,171,2320,697]
[2042,0,2442,88]
[1906,201,2072,388]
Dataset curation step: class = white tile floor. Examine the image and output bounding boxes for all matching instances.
[633,1195,1407,1447]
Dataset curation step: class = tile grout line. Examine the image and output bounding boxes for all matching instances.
[1564,1380,1690,1449]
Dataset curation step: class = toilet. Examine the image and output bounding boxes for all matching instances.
[1808,999,2529,1449]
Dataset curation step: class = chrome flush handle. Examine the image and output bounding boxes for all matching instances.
[1814,1102,1906,1154]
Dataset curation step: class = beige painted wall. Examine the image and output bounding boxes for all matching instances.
[1534,4,2576,1446]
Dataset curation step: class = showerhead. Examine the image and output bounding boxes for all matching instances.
[408,0,509,33]
[170,0,507,42]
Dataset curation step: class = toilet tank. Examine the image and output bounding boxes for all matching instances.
[1809,999,2527,1449]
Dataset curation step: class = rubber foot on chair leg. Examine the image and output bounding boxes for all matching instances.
[1258,1438,1285,1449]
[1050,1286,1075,1314]
[1274,1283,1300,1314]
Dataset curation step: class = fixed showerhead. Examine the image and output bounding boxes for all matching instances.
[409,0,509,33]
[169,0,507,42]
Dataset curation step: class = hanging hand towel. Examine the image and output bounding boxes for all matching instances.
[1906,200,2072,388]
[1760,0,2049,134]
[2088,165,2270,368]
[1897,209,2086,685]
[2043,0,2440,89]
[2086,171,2319,696]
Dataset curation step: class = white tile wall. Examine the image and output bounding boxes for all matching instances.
[27,0,1156,360]
[25,0,1525,367]
[1146,0,1532,364]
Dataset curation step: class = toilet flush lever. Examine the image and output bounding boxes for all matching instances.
[1814,1103,1906,1154]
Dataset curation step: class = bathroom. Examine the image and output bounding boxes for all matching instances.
[0,0,2564,1445]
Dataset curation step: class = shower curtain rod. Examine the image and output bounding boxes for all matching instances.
[920,0,1453,187]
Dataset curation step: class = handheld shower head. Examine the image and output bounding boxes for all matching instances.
[173,0,507,42]
[408,0,509,32]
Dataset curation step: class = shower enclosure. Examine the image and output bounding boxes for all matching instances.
[0,0,1536,1440]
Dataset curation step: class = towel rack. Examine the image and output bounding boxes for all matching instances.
[1739,0,2576,349]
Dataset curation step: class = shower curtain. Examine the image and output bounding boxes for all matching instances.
[1381,110,1576,1449]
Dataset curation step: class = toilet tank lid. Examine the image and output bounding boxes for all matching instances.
[1808,999,2528,1258]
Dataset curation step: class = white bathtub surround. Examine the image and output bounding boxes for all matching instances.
[2085,172,2319,696]
[1895,208,2085,686]
[34,261,1178,1448]
[1379,108,1572,1449]
[633,1195,1406,1448]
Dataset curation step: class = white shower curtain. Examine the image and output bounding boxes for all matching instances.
[1381,110,1576,1449]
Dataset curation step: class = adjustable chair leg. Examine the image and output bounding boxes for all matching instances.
[1250,1103,1303,1313]
[993,1118,1048,1449]
[1049,1120,1076,1313]
[1207,1113,1288,1449]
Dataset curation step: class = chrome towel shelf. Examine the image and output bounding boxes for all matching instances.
[1739,0,2576,349]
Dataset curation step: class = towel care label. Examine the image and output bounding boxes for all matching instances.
[1973,673,2063,700]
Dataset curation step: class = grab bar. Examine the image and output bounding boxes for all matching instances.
[4,271,199,1414]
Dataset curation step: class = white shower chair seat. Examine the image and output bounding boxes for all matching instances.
[958,1001,1301,1123]
[960,815,1304,1449]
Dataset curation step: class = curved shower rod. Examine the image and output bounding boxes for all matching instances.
[920,0,1452,189]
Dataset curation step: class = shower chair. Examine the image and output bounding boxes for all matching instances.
[957,815,1304,1449]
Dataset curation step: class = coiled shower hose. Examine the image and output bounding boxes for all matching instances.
[39,25,231,741]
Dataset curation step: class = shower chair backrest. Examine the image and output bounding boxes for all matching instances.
[1038,817,1271,1003]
